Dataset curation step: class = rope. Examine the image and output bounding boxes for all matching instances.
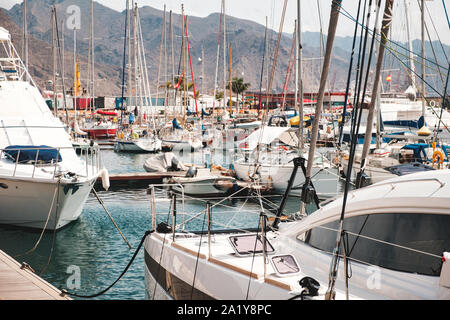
[14,177,60,258]
[245,215,263,300]
[151,199,173,300]
[61,230,154,299]
[40,176,61,275]
[92,188,133,249]
[189,209,207,300]
[443,0,450,30]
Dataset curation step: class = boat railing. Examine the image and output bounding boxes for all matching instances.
[0,145,101,180]
[148,183,185,233]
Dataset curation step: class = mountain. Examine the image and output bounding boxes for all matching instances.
[2,0,448,97]
[0,6,121,95]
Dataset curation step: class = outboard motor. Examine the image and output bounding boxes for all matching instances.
[185,166,198,178]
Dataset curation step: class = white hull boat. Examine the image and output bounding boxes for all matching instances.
[233,159,340,199]
[0,27,104,230]
[114,137,162,153]
[144,169,450,300]
[166,167,237,197]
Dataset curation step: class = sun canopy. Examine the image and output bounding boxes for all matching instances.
[243,126,298,150]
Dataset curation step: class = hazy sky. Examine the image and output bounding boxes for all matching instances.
[1,0,449,44]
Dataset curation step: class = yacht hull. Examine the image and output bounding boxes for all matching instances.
[233,161,340,199]
[0,177,95,230]
[114,139,162,153]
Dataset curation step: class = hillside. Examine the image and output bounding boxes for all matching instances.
[2,0,448,97]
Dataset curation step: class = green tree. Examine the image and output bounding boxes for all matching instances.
[227,77,250,110]
[215,91,224,102]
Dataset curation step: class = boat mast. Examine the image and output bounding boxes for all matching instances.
[229,43,232,115]
[421,0,426,116]
[297,0,304,151]
[358,0,394,184]
[301,0,342,209]
[170,10,175,110]
[404,0,417,93]
[212,0,223,116]
[133,3,139,122]
[258,17,268,115]
[52,3,57,117]
[61,18,64,100]
[156,5,165,112]
[73,26,77,130]
[164,6,168,111]
[181,4,187,124]
[119,0,129,126]
[128,1,133,110]
[90,0,95,114]
[201,45,204,108]
[223,0,227,112]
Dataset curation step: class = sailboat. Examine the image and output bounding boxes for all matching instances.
[79,2,117,140]
[232,126,340,199]
[159,118,203,152]
[0,27,106,230]
[144,168,450,300]
[114,3,162,153]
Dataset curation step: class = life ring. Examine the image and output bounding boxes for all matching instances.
[278,145,288,151]
[432,149,445,164]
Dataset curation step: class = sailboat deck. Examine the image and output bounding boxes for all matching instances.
[0,250,70,300]
[156,232,299,292]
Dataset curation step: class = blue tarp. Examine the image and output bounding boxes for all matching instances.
[401,143,429,163]
[4,145,62,163]
[383,115,426,129]
[202,109,211,117]
[172,118,183,130]
[385,162,434,176]
[186,109,196,116]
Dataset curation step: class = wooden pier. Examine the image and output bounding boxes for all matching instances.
[96,171,188,189]
[0,250,70,300]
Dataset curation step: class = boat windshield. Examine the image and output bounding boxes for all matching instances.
[299,213,450,276]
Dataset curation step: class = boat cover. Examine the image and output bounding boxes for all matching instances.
[243,126,298,150]
[143,152,186,172]
[384,162,435,176]
[4,145,62,163]
[172,118,183,130]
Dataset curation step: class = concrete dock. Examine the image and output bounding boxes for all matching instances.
[0,250,70,300]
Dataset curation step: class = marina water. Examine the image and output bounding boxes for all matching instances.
[0,148,319,300]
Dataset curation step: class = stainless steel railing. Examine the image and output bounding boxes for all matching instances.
[0,145,101,180]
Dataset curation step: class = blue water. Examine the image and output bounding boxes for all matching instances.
[0,148,311,300]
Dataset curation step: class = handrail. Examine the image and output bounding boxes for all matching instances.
[364,177,446,189]
[148,183,185,231]
[0,145,101,181]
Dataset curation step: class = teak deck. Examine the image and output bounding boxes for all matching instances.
[0,250,70,300]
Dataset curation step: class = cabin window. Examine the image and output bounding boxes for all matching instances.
[300,213,450,276]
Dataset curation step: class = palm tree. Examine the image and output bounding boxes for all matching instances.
[227,77,250,111]
[215,91,224,104]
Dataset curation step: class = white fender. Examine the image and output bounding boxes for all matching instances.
[101,167,110,191]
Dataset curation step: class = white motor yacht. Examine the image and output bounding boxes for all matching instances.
[0,27,105,230]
